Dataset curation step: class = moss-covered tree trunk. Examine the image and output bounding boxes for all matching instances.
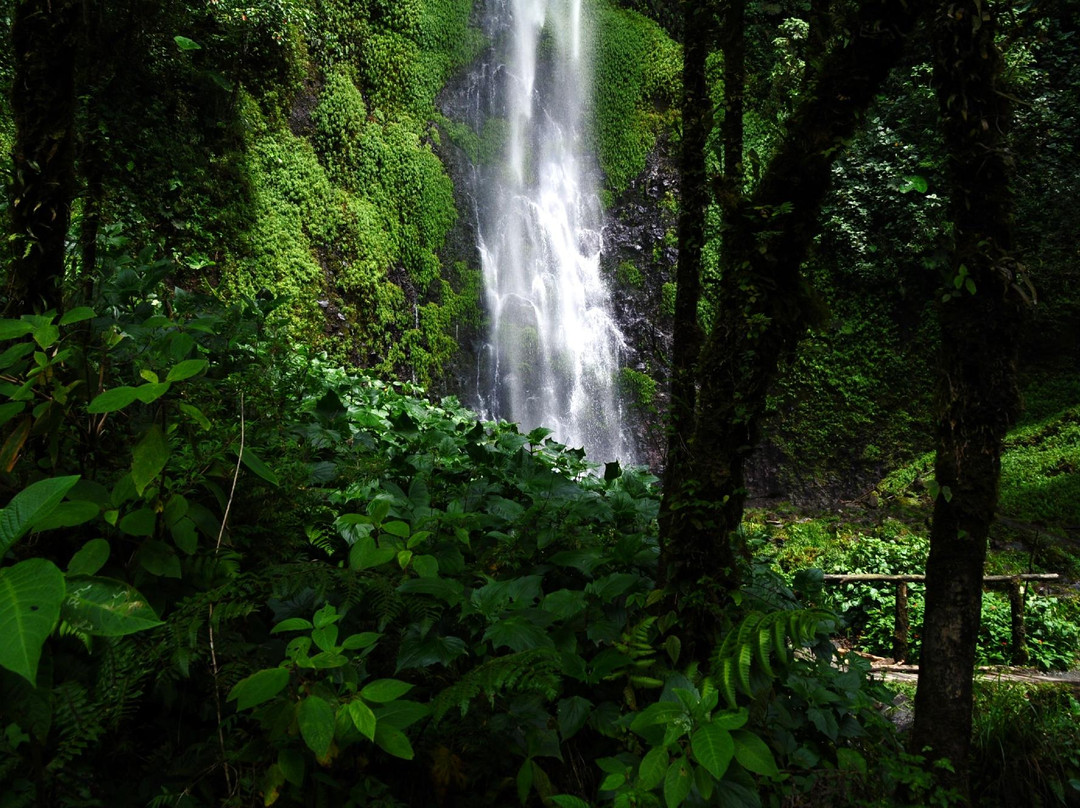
[659,0,924,653]
[7,0,81,315]
[911,0,1024,795]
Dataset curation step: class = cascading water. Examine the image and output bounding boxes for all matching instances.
[475,0,634,463]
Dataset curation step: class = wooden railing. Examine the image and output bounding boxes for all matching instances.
[822,573,1061,665]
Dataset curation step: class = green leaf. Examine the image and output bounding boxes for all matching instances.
[0,475,80,556]
[67,539,110,576]
[663,758,692,808]
[711,709,748,731]
[599,772,625,791]
[518,759,536,803]
[132,425,169,496]
[383,520,410,538]
[373,699,429,730]
[173,34,202,50]
[58,307,95,326]
[349,536,395,571]
[62,576,161,636]
[178,402,212,430]
[341,632,381,650]
[361,678,413,703]
[136,540,181,578]
[228,667,290,710]
[836,747,867,774]
[732,729,779,777]
[898,174,928,193]
[278,748,305,786]
[0,320,33,340]
[31,324,59,350]
[550,797,591,808]
[170,518,199,554]
[691,724,734,780]
[134,381,171,404]
[87,386,142,413]
[119,508,157,537]
[374,724,414,759]
[557,696,593,742]
[411,554,439,577]
[240,448,279,486]
[0,558,65,683]
[638,745,669,790]
[33,500,99,532]
[298,696,335,759]
[270,617,314,634]
[165,358,208,382]
[482,615,554,652]
[630,702,686,734]
[347,699,377,740]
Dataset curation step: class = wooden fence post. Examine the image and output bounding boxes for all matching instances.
[893,581,909,663]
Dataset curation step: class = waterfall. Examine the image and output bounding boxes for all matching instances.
[475,0,634,463]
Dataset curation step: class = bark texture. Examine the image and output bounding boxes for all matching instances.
[659,0,925,650]
[911,0,1025,795]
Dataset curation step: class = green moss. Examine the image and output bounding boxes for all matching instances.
[589,1,681,198]
[619,367,657,412]
[660,281,677,317]
[616,260,644,289]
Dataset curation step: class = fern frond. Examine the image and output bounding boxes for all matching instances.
[431,648,562,723]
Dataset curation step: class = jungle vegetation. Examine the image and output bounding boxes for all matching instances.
[0,0,1078,806]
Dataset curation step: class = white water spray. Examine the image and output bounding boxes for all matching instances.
[477,0,634,463]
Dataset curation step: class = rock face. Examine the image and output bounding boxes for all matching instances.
[598,137,679,471]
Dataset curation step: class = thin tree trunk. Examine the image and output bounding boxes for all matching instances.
[660,0,925,650]
[7,0,81,315]
[911,0,1024,796]
[658,0,714,592]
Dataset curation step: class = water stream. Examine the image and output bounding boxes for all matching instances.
[475,0,634,463]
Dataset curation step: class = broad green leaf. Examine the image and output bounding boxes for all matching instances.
[240,448,279,486]
[373,724,413,760]
[347,699,377,740]
[630,702,687,734]
[383,520,410,538]
[298,695,335,759]
[270,617,313,634]
[58,307,95,326]
[119,508,157,537]
[411,554,439,578]
[134,382,171,404]
[33,500,99,532]
[0,558,65,683]
[599,772,625,791]
[663,758,692,808]
[66,539,110,576]
[173,34,202,50]
[178,402,212,430]
[61,576,164,637]
[278,748,305,786]
[638,745,669,790]
[518,759,536,804]
[227,667,290,710]
[170,518,199,554]
[557,696,593,741]
[30,323,59,350]
[132,425,169,495]
[311,624,339,652]
[341,632,380,650]
[373,699,429,730]
[898,174,928,194]
[711,709,749,731]
[165,358,208,382]
[0,475,80,556]
[0,402,27,431]
[732,729,780,777]
[550,797,591,808]
[837,747,867,774]
[691,723,734,780]
[139,370,159,384]
[136,540,181,578]
[397,577,465,605]
[349,536,395,571]
[0,320,33,340]
[87,386,142,413]
[482,615,554,652]
[361,678,413,703]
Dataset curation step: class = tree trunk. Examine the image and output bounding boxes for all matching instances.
[659,0,925,653]
[7,0,81,315]
[911,0,1025,796]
